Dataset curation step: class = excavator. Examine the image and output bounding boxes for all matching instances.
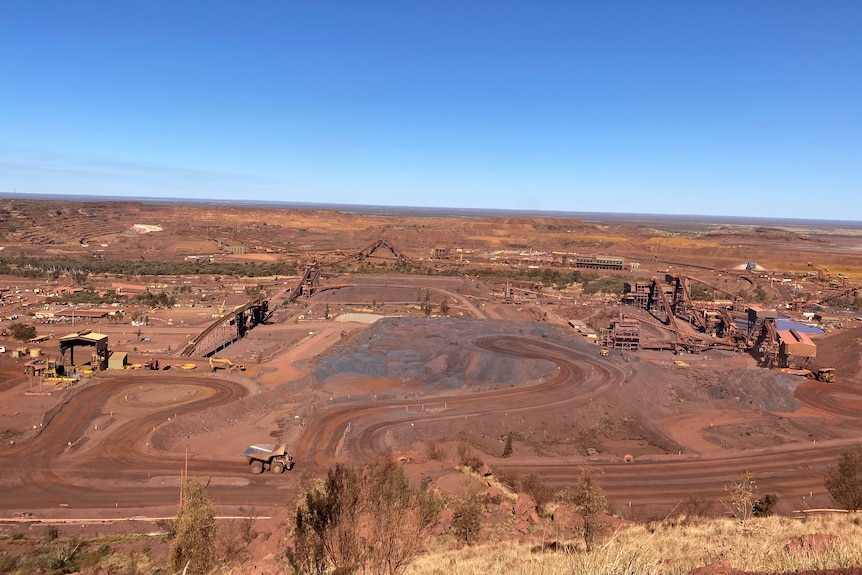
[209,357,245,373]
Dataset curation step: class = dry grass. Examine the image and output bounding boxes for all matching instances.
[564,234,631,244]
[405,513,862,575]
[643,237,723,249]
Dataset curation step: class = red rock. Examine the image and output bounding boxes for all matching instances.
[784,532,836,555]
[485,485,505,502]
[514,520,531,533]
[513,493,536,518]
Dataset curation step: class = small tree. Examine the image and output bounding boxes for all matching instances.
[293,464,363,575]
[753,493,780,517]
[825,444,862,511]
[439,299,449,314]
[363,457,443,575]
[286,460,442,575]
[167,478,218,575]
[9,323,36,342]
[681,494,714,518]
[724,471,757,523]
[452,486,485,545]
[574,466,607,552]
[501,432,513,458]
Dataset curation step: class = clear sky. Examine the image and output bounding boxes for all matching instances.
[1,2,860,220]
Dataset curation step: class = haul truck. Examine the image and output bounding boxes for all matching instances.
[243,443,294,474]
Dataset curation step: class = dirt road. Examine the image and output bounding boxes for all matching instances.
[0,331,858,517]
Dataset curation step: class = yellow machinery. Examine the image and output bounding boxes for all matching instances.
[209,357,245,373]
[26,358,80,386]
[781,367,836,383]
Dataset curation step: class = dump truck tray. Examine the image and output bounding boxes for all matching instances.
[243,443,287,458]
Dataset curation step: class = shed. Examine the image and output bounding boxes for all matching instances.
[59,331,109,369]
[748,306,778,323]
[108,351,128,370]
[778,329,817,358]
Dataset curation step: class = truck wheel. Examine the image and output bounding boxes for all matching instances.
[271,461,284,474]
[250,460,264,475]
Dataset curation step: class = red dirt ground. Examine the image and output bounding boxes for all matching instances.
[0,201,860,573]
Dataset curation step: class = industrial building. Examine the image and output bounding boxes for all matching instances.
[108,351,129,370]
[575,255,625,270]
[623,281,652,308]
[602,318,640,351]
[777,328,817,369]
[59,331,109,370]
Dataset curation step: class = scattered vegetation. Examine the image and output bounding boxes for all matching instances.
[8,322,36,342]
[354,263,632,295]
[451,485,486,545]
[456,442,484,473]
[499,471,554,516]
[285,457,443,575]
[6,457,862,574]
[164,478,218,575]
[501,432,513,458]
[54,288,124,305]
[43,525,59,543]
[580,275,627,295]
[689,283,713,301]
[50,287,176,308]
[132,290,176,308]
[214,507,261,566]
[753,492,780,517]
[723,470,758,523]
[825,443,862,511]
[561,466,608,552]
[421,293,433,316]
[425,440,449,462]
[408,513,862,575]
[2,537,112,574]
[0,255,297,279]
[679,494,715,519]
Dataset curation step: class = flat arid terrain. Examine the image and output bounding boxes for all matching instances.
[0,198,861,573]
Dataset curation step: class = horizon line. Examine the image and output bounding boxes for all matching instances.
[1,192,860,227]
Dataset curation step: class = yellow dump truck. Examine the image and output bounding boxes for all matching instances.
[243,443,294,474]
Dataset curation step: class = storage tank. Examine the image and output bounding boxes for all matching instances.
[29,347,42,358]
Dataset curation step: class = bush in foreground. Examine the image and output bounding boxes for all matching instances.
[825,443,862,511]
[165,478,218,575]
[286,457,443,575]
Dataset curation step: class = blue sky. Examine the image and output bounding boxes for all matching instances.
[1,2,860,220]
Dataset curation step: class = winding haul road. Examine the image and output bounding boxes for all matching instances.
[0,333,857,516]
